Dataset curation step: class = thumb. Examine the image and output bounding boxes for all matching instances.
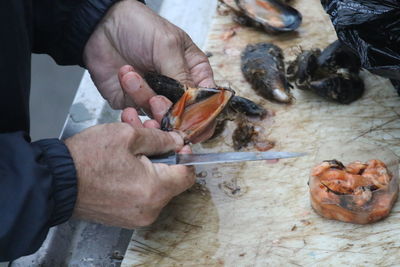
[153,163,196,196]
[156,35,194,86]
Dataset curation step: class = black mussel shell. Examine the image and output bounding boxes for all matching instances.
[229,96,267,118]
[309,73,365,104]
[144,72,185,103]
[317,40,361,74]
[287,49,321,86]
[235,0,302,32]
[241,42,293,103]
[288,40,365,104]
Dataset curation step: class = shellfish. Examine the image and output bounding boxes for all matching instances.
[287,40,365,104]
[309,159,398,224]
[229,95,267,118]
[241,42,294,103]
[145,72,267,143]
[220,0,302,33]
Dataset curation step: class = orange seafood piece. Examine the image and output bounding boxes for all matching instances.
[309,159,398,224]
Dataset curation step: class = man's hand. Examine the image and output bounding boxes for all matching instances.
[83,0,215,113]
[65,119,195,228]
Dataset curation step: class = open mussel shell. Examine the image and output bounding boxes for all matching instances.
[162,86,235,143]
[235,0,302,32]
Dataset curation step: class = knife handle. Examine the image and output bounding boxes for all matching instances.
[148,153,177,165]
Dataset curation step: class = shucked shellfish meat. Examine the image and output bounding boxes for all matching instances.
[309,159,398,224]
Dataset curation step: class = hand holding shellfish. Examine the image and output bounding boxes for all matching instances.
[83,0,215,114]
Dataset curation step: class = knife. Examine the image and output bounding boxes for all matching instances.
[149,151,306,165]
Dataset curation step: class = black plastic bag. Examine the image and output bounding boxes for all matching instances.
[321,0,400,94]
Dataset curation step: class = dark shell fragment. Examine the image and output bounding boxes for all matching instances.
[241,42,293,103]
[287,40,365,104]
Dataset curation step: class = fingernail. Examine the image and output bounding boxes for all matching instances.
[125,73,141,92]
[179,145,192,154]
[120,65,134,76]
[169,131,184,147]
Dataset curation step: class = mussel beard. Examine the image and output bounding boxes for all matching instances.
[161,87,235,144]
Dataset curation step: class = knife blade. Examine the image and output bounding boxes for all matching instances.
[149,151,306,165]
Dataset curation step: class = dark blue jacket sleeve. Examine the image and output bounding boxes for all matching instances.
[32,0,122,66]
[0,132,77,261]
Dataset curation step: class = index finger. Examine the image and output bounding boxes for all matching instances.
[119,66,156,113]
[132,128,184,156]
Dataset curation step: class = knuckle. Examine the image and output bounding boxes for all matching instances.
[127,127,141,144]
[119,121,132,131]
[117,123,139,149]
[129,128,140,141]
[119,123,134,137]
[163,32,181,48]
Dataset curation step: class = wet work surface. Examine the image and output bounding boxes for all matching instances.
[123,0,400,266]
